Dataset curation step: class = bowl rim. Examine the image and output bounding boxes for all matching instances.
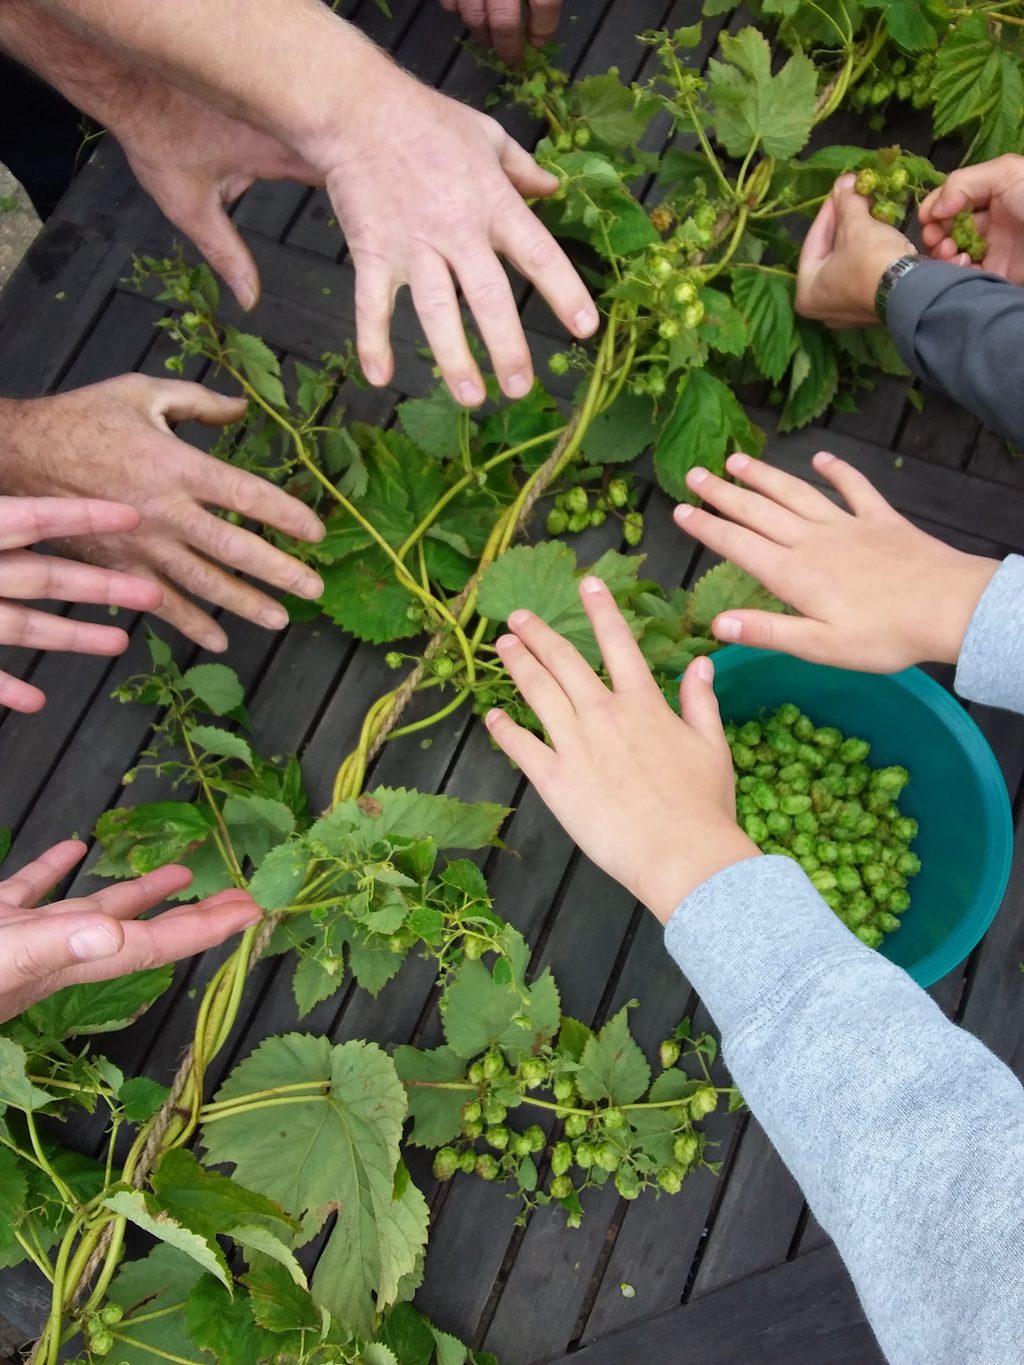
[708,645,1015,987]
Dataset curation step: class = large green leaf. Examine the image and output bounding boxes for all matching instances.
[653,369,764,501]
[107,1245,206,1365]
[185,1275,283,1364]
[933,14,1024,156]
[708,28,817,159]
[247,840,309,912]
[223,793,295,865]
[182,663,245,715]
[93,802,215,878]
[102,1187,231,1287]
[579,388,658,466]
[575,1005,651,1105]
[779,318,839,431]
[201,1034,418,1336]
[186,724,254,769]
[731,270,796,384]
[861,0,948,52]
[0,1038,54,1113]
[225,329,286,409]
[319,551,420,644]
[0,1147,28,1260]
[441,959,560,1063]
[23,967,173,1040]
[574,73,656,148]
[394,1045,471,1148]
[688,561,784,630]
[152,1149,298,1243]
[398,387,472,459]
[311,787,509,855]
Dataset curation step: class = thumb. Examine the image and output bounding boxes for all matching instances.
[831,176,873,235]
[798,194,838,270]
[678,655,728,750]
[176,194,262,312]
[6,914,125,985]
[154,381,249,429]
[498,136,561,199]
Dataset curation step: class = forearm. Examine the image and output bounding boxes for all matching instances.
[954,554,1024,713]
[666,856,1024,1364]
[887,263,1024,448]
[31,0,391,164]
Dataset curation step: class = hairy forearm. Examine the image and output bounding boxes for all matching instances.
[30,0,392,164]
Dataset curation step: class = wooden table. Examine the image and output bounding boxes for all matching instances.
[2,2,1024,1360]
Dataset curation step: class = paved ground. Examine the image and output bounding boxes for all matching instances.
[0,165,41,292]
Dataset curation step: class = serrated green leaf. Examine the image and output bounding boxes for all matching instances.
[574,73,655,148]
[103,1187,231,1287]
[348,934,407,996]
[24,967,173,1040]
[94,802,215,877]
[861,0,947,52]
[312,787,508,855]
[699,288,747,357]
[187,724,254,769]
[579,388,657,465]
[226,329,286,409]
[732,271,796,384]
[688,561,783,630]
[183,663,246,715]
[118,1075,171,1125]
[653,369,763,501]
[441,960,559,1062]
[319,552,420,643]
[222,793,295,866]
[0,1147,28,1257]
[708,28,817,159]
[292,954,344,1018]
[201,1034,412,1336]
[185,1276,281,1365]
[575,1005,651,1105]
[0,1038,54,1112]
[399,387,473,458]
[107,1246,206,1365]
[153,1149,298,1247]
[362,1347,400,1365]
[248,841,309,912]
[243,1259,323,1332]
[380,1302,438,1365]
[393,1046,468,1148]
[780,318,839,431]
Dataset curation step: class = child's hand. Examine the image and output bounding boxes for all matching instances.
[675,452,999,672]
[485,577,758,924]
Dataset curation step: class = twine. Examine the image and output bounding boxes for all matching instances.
[57,414,580,1325]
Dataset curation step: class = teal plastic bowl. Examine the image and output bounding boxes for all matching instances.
[709,646,1014,987]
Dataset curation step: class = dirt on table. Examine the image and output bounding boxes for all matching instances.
[0,165,41,293]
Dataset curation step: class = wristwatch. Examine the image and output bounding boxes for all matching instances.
[874,254,930,324]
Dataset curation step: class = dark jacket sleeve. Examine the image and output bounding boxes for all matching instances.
[886,262,1024,448]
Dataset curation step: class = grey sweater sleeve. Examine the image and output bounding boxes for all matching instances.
[886,262,1024,448]
[660,572,1024,1363]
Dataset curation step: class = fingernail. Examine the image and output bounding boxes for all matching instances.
[687,467,709,486]
[507,609,531,629]
[836,173,856,191]
[726,452,750,472]
[674,505,694,521]
[363,362,385,386]
[485,708,503,728]
[304,519,326,543]
[580,576,605,596]
[458,380,484,406]
[204,633,228,653]
[695,656,713,681]
[813,450,835,466]
[496,633,519,651]
[298,573,323,598]
[574,307,599,336]
[506,372,531,399]
[261,605,289,630]
[69,924,119,961]
[231,278,257,311]
[716,616,742,641]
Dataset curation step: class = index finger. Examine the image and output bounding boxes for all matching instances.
[528,0,561,47]
[185,450,325,543]
[0,497,142,551]
[577,576,659,695]
[487,0,525,61]
[494,203,599,339]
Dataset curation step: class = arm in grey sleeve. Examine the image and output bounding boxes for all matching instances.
[955,554,1024,713]
[664,855,1024,1365]
[886,262,1024,448]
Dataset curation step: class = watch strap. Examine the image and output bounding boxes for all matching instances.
[875,254,928,324]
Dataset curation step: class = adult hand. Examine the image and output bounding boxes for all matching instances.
[0,840,261,1024]
[796,175,916,327]
[322,65,599,406]
[485,578,758,923]
[919,155,1024,282]
[675,452,999,671]
[437,0,562,62]
[0,376,325,654]
[0,495,163,714]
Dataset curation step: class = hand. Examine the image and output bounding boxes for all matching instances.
[484,578,758,923]
[321,64,599,406]
[437,0,562,62]
[0,375,325,653]
[0,840,261,1024]
[796,175,916,327]
[0,495,163,713]
[107,80,323,311]
[919,155,1024,282]
[675,452,999,672]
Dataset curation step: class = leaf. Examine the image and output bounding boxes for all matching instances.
[23,967,173,1040]
[118,1076,171,1125]
[153,1149,298,1245]
[185,1276,281,1365]
[731,271,796,384]
[833,326,910,377]
[379,1302,438,1365]
[654,369,764,501]
[201,1034,412,1336]
[628,1070,693,1167]
[0,1038,54,1112]
[292,955,344,1018]
[0,828,10,866]
[187,724,254,769]
[348,934,407,996]
[312,787,508,855]
[698,288,747,357]
[183,663,246,715]
[574,73,655,148]
[0,1147,28,1257]
[243,1259,323,1333]
[780,318,839,431]
[103,1188,231,1287]
[223,793,295,866]
[708,28,817,159]
[861,0,947,52]
[107,1246,206,1365]
[579,388,658,465]
[399,388,473,458]
[93,802,215,877]
[688,561,783,630]
[226,329,287,409]
[933,14,1024,156]
[575,1005,651,1105]
[394,1045,472,1148]
[441,959,559,1062]
[319,552,420,644]
[230,1223,308,1287]
[248,841,309,912]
